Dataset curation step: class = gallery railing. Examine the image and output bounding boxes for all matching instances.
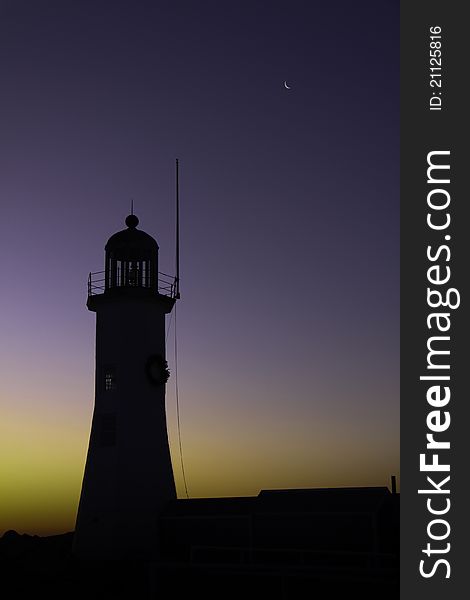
[87,270,178,299]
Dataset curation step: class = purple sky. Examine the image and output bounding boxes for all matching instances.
[0,0,399,535]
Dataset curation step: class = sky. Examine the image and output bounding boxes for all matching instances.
[0,0,399,536]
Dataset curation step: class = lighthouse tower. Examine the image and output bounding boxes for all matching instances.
[73,213,177,559]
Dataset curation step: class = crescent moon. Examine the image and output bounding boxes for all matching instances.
[284,81,291,89]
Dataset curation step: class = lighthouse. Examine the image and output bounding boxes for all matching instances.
[73,213,177,559]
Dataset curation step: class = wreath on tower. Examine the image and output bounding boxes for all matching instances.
[145,354,170,386]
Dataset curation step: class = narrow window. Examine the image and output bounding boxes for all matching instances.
[116,261,122,286]
[127,261,142,286]
[103,365,116,391]
[142,261,147,287]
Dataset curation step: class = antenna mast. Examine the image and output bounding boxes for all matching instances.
[175,158,180,299]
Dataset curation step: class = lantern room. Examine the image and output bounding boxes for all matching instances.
[104,214,158,291]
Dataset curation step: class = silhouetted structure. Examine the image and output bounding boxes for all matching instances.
[155,486,399,595]
[73,215,178,559]
[64,214,399,596]
[1,486,399,599]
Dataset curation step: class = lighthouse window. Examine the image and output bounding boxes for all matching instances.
[99,414,116,447]
[116,261,123,286]
[103,366,116,391]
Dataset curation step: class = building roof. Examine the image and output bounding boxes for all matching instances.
[105,214,158,259]
[162,486,394,518]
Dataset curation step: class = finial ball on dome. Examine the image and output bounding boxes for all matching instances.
[125,214,139,229]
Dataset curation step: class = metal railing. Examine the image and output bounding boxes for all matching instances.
[87,270,178,299]
[87,272,106,296]
[158,271,178,298]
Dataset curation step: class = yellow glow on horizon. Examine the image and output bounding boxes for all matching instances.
[1,397,399,536]
[0,408,88,535]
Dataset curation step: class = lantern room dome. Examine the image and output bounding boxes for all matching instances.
[105,215,159,260]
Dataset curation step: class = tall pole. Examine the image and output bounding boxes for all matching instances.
[175,158,180,299]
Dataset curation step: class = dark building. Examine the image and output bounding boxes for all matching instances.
[0,485,399,599]
[74,214,177,559]
[154,485,399,597]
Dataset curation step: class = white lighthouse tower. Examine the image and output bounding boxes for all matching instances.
[73,213,177,559]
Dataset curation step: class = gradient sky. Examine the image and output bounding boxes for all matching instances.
[0,0,399,535]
